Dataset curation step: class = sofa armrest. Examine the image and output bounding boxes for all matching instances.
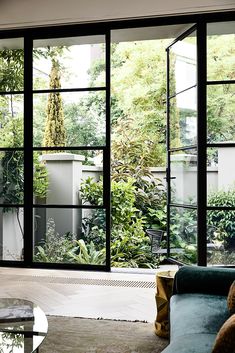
[173,266,235,296]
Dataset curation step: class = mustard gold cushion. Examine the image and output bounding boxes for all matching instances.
[212,314,235,353]
[227,281,235,314]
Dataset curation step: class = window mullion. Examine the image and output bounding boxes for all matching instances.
[24,35,33,265]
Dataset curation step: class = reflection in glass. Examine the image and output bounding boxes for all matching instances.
[170,149,197,205]
[33,91,106,147]
[0,207,24,261]
[0,298,47,353]
[207,22,235,81]
[0,38,24,92]
[33,35,105,90]
[170,206,197,264]
[169,31,196,95]
[0,95,24,148]
[33,208,106,265]
[207,84,235,143]
[207,210,235,266]
[0,151,24,204]
[207,147,235,206]
[170,87,197,148]
[33,150,103,206]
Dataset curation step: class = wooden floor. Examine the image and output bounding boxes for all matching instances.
[0,265,178,322]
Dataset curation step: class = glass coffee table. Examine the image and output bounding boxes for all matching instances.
[0,298,48,352]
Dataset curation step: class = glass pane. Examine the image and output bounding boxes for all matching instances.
[170,206,197,264]
[0,207,24,261]
[33,35,105,90]
[169,31,196,95]
[0,94,24,147]
[207,84,235,143]
[33,91,106,147]
[170,87,197,148]
[207,210,235,266]
[33,150,103,206]
[207,147,235,206]
[170,149,197,205]
[33,208,106,265]
[0,151,24,204]
[207,22,235,81]
[0,38,24,92]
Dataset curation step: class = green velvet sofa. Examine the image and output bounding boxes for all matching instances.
[162,266,235,353]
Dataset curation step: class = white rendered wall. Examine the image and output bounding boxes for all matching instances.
[218,146,235,191]
[0,0,234,29]
[2,211,23,261]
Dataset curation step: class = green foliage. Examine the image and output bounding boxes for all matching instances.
[0,49,24,91]
[33,153,49,199]
[207,34,235,145]
[0,118,24,208]
[80,176,161,268]
[111,218,159,268]
[133,175,166,230]
[34,218,74,262]
[69,239,106,265]
[63,92,105,152]
[87,41,169,167]
[169,208,197,264]
[0,150,24,206]
[0,118,48,209]
[43,59,66,148]
[208,189,235,248]
[34,218,105,264]
[208,249,235,266]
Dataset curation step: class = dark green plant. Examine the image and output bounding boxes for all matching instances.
[34,218,105,264]
[34,218,75,263]
[69,239,106,265]
[33,152,49,199]
[0,49,24,91]
[169,207,197,264]
[208,189,235,249]
[0,118,24,209]
[80,176,161,268]
[133,175,167,230]
[111,218,159,268]
[43,59,66,148]
[208,249,235,265]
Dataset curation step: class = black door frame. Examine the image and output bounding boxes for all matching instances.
[0,11,233,270]
[166,24,198,264]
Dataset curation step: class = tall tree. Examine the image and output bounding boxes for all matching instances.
[43,59,66,148]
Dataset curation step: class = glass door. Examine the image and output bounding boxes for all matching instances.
[28,32,111,270]
[166,26,198,264]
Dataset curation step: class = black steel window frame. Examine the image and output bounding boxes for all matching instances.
[166,24,199,264]
[166,17,235,266]
[0,11,233,270]
[205,21,235,267]
[0,28,111,271]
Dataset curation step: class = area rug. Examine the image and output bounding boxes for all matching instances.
[40,316,169,353]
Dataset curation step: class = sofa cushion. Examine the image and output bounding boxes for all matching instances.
[211,314,235,353]
[162,333,216,353]
[227,281,235,314]
[170,294,229,340]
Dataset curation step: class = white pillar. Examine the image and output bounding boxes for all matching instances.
[218,145,235,191]
[171,153,197,204]
[41,153,85,237]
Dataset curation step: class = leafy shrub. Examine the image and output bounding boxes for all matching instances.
[80,176,160,268]
[208,189,235,249]
[34,218,105,264]
[133,175,166,230]
[34,218,75,263]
